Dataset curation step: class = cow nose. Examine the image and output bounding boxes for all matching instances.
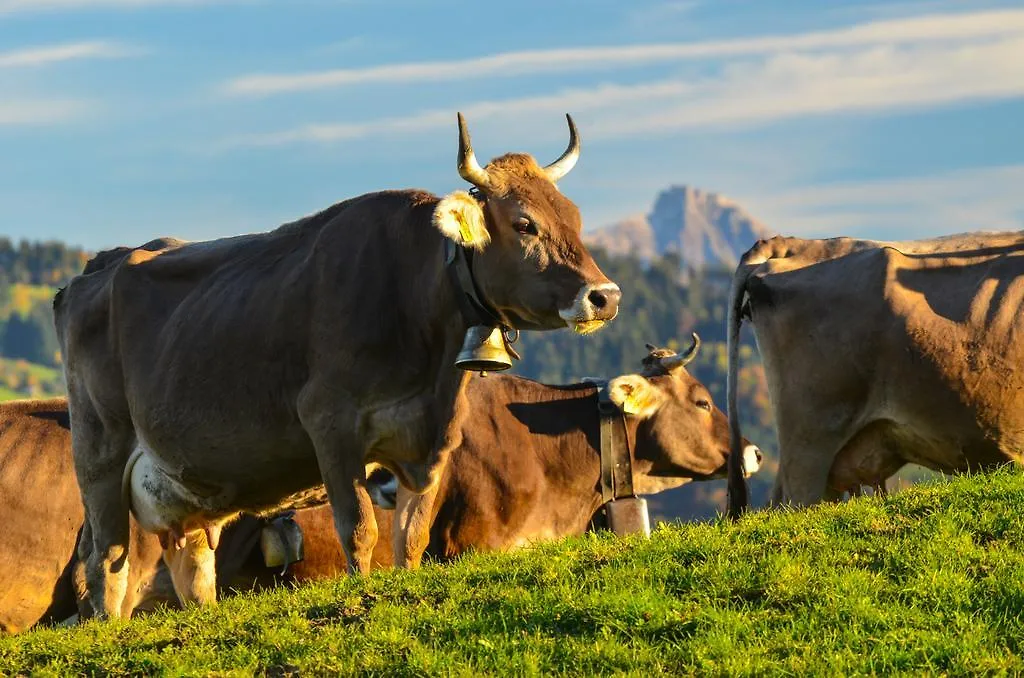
[585,283,621,319]
[588,287,615,310]
[742,444,762,477]
[558,281,622,330]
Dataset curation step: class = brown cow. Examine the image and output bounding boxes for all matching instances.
[725,232,1024,516]
[54,112,619,619]
[389,339,763,564]
[0,398,163,633]
[0,396,391,633]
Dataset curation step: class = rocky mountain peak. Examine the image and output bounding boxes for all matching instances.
[586,185,773,270]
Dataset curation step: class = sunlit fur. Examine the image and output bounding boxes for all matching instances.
[432,191,489,251]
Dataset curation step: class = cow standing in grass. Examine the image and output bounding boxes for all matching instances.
[725,232,1024,516]
[54,113,620,619]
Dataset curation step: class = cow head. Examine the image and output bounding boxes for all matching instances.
[432,113,620,334]
[606,336,762,494]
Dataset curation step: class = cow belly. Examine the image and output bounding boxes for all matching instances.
[827,421,909,493]
[127,449,237,535]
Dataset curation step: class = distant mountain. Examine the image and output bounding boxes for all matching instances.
[585,185,774,271]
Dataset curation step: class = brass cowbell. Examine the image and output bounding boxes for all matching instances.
[260,514,305,571]
[454,325,513,372]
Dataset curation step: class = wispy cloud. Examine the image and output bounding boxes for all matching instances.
[0,99,91,125]
[222,8,1024,96]
[587,35,1024,137]
[0,41,137,68]
[223,31,1024,148]
[0,0,228,15]
[747,164,1024,239]
[219,81,692,148]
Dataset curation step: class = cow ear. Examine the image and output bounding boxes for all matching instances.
[434,190,490,251]
[608,375,667,419]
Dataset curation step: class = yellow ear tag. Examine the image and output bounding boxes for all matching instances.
[621,389,643,415]
[455,211,475,245]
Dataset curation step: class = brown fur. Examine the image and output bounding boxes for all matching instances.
[0,396,388,633]
[54,124,617,618]
[727,231,1024,510]
[391,349,760,566]
[0,398,180,633]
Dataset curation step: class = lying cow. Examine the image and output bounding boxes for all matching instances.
[55,112,620,619]
[725,232,1024,515]
[389,338,763,565]
[0,397,386,633]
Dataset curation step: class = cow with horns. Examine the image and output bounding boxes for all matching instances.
[54,113,620,619]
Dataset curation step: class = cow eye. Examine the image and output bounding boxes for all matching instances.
[695,399,712,411]
[513,217,538,236]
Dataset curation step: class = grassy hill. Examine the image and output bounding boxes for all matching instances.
[3,469,1023,675]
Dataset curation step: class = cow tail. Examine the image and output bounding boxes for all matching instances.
[726,258,755,521]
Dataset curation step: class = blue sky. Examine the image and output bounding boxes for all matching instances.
[1,0,1022,250]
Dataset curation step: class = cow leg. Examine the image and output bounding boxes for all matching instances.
[70,412,135,620]
[162,530,217,606]
[325,468,377,575]
[72,524,93,621]
[767,474,785,509]
[392,482,439,569]
[775,440,839,507]
[304,437,378,575]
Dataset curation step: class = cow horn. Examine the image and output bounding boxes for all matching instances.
[659,333,701,371]
[543,114,580,183]
[457,112,491,189]
[681,332,701,365]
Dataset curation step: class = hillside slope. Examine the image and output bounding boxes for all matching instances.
[3,469,1023,675]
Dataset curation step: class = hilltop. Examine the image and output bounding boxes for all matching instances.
[2,469,1021,675]
[586,186,773,272]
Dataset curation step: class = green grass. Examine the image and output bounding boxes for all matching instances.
[0,357,61,382]
[4,470,1024,676]
[0,386,26,402]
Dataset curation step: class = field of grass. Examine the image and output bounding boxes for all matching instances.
[2,469,1023,676]
[0,358,64,402]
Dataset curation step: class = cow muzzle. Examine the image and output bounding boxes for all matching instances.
[743,445,763,478]
[559,282,621,334]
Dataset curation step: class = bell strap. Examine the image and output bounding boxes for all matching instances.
[584,379,636,504]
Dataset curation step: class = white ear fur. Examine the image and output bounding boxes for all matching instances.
[608,375,667,419]
[433,191,489,251]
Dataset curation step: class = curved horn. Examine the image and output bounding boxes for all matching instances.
[657,333,701,371]
[543,114,580,183]
[681,332,701,365]
[457,112,491,189]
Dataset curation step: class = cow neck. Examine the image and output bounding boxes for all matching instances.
[443,239,506,330]
[442,199,522,365]
[584,379,638,503]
